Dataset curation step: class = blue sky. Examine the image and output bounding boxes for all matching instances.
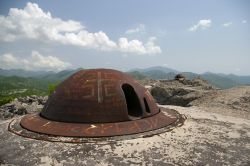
[0,0,249,75]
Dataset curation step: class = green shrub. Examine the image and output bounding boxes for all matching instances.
[0,96,14,106]
[48,82,60,95]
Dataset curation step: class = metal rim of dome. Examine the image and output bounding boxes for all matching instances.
[8,107,186,143]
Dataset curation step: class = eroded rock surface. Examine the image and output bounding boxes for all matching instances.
[190,86,250,112]
[147,76,215,106]
[0,105,249,166]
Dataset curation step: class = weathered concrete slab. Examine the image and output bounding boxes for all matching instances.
[0,105,249,166]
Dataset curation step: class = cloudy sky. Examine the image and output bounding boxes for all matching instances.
[0,0,249,75]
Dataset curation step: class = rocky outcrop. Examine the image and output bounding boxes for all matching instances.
[174,74,186,81]
[0,95,47,120]
[189,86,250,114]
[148,76,216,106]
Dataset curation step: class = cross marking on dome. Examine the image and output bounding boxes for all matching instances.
[80,72,117,103]
[97,72,103,103]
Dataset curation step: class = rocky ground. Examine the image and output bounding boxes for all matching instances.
[0,95,47,120]
[0,104,249,165]
[190,86,250,119]
[0,76,249,165]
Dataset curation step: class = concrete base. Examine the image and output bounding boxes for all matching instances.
[0,105,249,166]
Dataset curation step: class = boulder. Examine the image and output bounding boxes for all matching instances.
[151,86,204,106]
[150,76,214,107]
[151,86,172,104]
[16,106,27,115]
[3,111,14,119]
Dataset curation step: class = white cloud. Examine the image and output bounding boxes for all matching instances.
[0,2,161,55]
[242,20,247,24]
[223,22,232,27]
[125,24,146,34]
[0,51,71,71]
[118,37,161,55]
[189,19,212,32]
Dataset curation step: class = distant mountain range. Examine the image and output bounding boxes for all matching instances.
[1,66,250,105]
[0,67,250,89]
[129,66,179,74]
[129,66,250,89]
[0,68,55,78]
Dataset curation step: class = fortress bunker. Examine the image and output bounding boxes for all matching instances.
[9,69,184,142]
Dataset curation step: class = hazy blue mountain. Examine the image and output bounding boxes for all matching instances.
[142,70,176,80]
[0,68,84,81]
[126,71,147,80]
[0,67,249,90]
[130,66,179,74]
[130,67,250,89]
[0,67,249,105]
[201,73,240,89]
[40,69,82,81]
[221,74,250,85]
[0,68,55,78]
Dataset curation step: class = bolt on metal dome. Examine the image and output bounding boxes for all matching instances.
[9,69,184,140]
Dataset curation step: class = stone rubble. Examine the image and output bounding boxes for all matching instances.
[0,95,47,120]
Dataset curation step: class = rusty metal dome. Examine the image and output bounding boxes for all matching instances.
[16,69,180,138]
[41,69,159,123]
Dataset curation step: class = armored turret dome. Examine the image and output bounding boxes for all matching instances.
[17,69,180,138]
